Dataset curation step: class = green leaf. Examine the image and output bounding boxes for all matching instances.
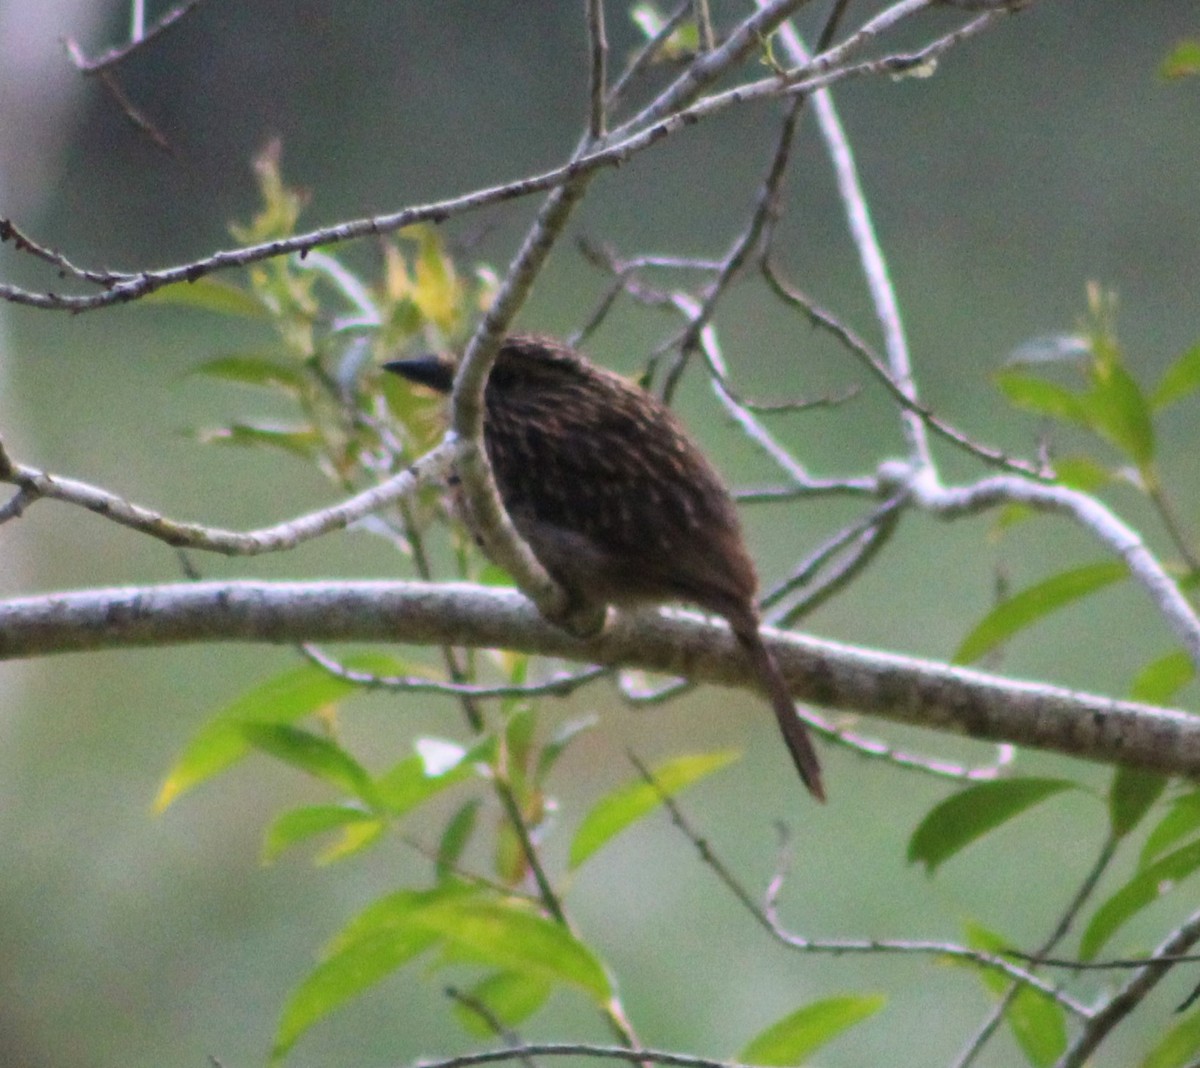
[196,421,321,458]
[1053,455,1112,493]
[1108,766,1167,839]
[316,817,387,864]
[143,276,269,318]
[1152,343,1200,408]
[964,922,1066,1067]
[190,353,306,393]
[419,897,613,1003]
[1131,650,1194,705]
[908,779,1077,873]
[1141,791,1200,867]
[273,884,473,1059]
[437,799,482,882]
[1080,838,1200,959]
[1086,359,1155,466]
[738,995,886,1066]
[568,750,739,870]
[372,737,487,817]
[536,715,598,782]
[241,723,376,802]
[504,705,537,784]
[262,804,376,862]
[1160,39,1200,80]
[156,654,406,810]
[450,970,553,1038]
[994,370,1090,425]
[1141,1005,1200,1067]
[954,561,1128,664]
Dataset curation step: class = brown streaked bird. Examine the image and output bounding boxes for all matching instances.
[384,334,825,802]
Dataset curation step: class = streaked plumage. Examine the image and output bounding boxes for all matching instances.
[385,334,825,801]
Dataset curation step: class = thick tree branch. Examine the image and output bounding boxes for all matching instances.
[1,580,1197,781]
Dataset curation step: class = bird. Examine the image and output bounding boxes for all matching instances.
[384,334,825,802]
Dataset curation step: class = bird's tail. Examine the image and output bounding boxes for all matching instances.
[735,626,826,803]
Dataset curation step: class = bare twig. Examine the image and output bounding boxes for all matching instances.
[2,0,1022,313]
[0,439,454,556]
[635,755,1090,1016]
[300,643,608,699]
[915,474,1200,672]
[952,833,1119,1068]
[605,1,692,109]
[65,0,207,73]
[1055,906,1200,1068]
[586,0,609,139]
[761,494,906,614]
[760,261,1049,479]
[802,708,1014,782]
[767,9,929,469]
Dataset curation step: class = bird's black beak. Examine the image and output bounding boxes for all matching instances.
[382,355,455,394]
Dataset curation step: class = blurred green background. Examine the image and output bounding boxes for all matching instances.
[2,2,1200,1066]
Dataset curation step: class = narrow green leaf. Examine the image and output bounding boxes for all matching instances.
[908,779,1077,873]
[190,353,305,392]
[1160,40,1200,80]
[143,276,269,318]
[1086,360,1155,466]
[263,804,376,862]
[372,737,487,817]
[568,750,739,870]
[505,706,537,784]
[451,970,553,1038]
[1109,767,1168,839]
[241,723,376,802]
[418,897,613,1003]
[1141,791,1200,867]
[1081,838,1200,959]
[196,422,321,458]
[536,715,599,783]
[156,654,406,810]
[994,370,1090,425]
[1141,1005,1200,1067]
[316,817,386,864]
[1053,455,1112,493]
[964,922,1066,1067]
[273,885,473,1059]
[954,562,1127,664]
[1152,343,1200,408]
[738,995,886,1066]
[437,799,482,882]
[1131,650,1194,705]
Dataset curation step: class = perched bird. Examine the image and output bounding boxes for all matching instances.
[384,334,825,801]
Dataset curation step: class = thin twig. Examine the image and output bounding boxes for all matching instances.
[65,0,207,73]
[605,0,692,108]
[803,708,1014,782]
[634,755,1091,1016]
[952,833,1119,1068]
[660,93,805,402]
[586,0,609,139]
[761,494,906,613]
[1055,906,1200,1068]
[760,261,1049,479]
[2,0,1019,313]
[300,643,608,699]
[0,439,455,556]
[917,474,1200,672]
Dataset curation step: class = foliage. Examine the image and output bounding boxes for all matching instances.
[148,106,1200,1068]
